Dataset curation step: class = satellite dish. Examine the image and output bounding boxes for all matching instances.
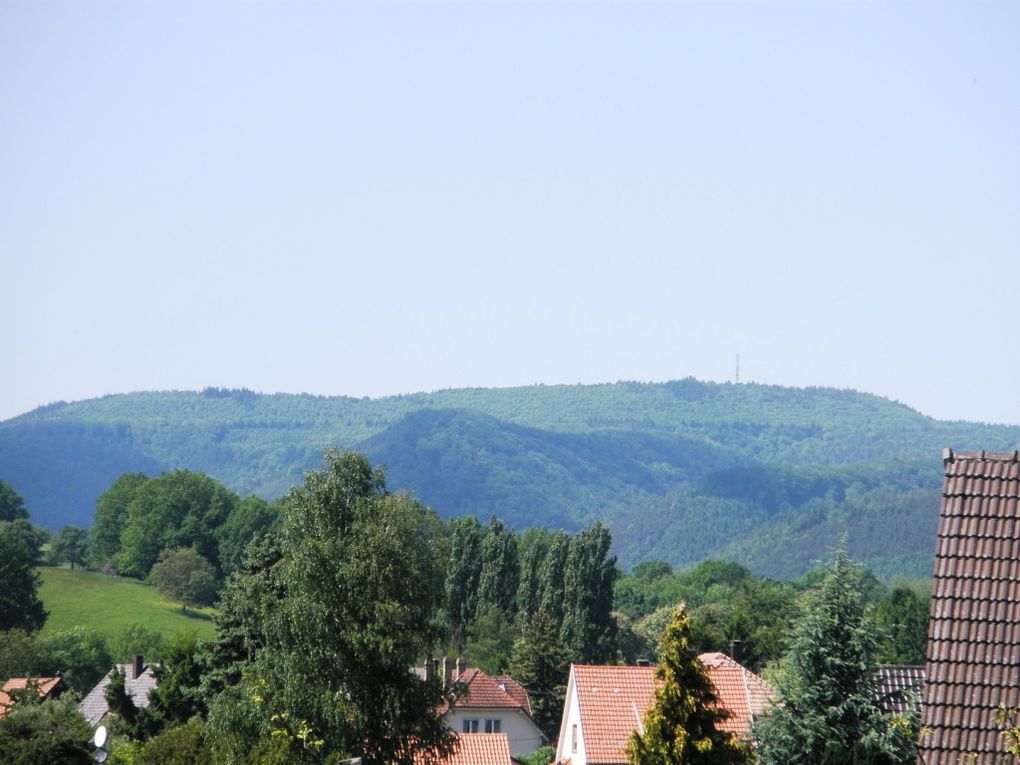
[93,725,108,748]
[94,750,108,763]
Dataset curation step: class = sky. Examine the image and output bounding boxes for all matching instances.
[1,1,1018,425]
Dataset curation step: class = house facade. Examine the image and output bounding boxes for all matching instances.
[555,655,775,765]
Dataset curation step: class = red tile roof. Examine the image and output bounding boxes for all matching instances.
[449,668,533,716]
[572,665,658,765]
[697,652,777,737]
[0,677,64,719]
[416,733,513,765]
[919,450,1020,765]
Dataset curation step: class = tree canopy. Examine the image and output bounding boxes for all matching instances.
[0,525,46,631]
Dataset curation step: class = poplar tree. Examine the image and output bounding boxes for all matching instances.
[477,516,519,616]
[445,516,483,649]
[626,605,750,765]
[560,520,617,663]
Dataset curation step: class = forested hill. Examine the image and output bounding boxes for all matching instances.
[3,380,1019,578]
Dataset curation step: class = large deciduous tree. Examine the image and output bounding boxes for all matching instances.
[0,526,47,631]
[205,450,454,765]
[627,605,750,765]
[89,471,148,569]
[561,520,617,663]
[51,525,88,569]
[148,547,219,610]
[0,480,28,522]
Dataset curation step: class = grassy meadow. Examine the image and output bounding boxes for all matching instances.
[36,566,216,642]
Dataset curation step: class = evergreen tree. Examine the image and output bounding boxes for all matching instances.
[561,520,617,663]
[755,548,917,765]
[509,611,570,739]
[626,605,750,765]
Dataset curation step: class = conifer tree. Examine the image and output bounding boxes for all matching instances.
[626,605,750,765]
[509,611,570,739]
[755,547,917,765]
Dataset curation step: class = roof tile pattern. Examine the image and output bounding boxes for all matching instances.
[875,665,924,714]
[919,451,1020,765]
[573,665,658,765]
[416,733,513,765]
[698,652,777,737]
[453,669,533,714]
[78,663,159,726]
[0,677,63,719]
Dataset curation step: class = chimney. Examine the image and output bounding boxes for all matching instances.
[442,656,452,687]
[729,640,743,664]
[456,657,466,678]
[132,655,144,680]
[636,658,652,667]
[424,657,434,683]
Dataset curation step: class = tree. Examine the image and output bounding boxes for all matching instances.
[626,605,750,765]
[215,495,279,576]
[36,627,114,694]
[0,479,28,521]
[204,450,455,765]
[445,516,484,649]
[116,470,238,579]
[51,525,89,569]
[509,611,571,738]
[0,695,93,765]
[755,548,917,765]
[90,472,148,569]
[561,520,617,663]
[0,527,47,631]
[148,547,218,610]
[477,516,520,617]
[872,586,929,665]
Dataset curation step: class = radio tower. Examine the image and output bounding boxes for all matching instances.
[735,354,740,384]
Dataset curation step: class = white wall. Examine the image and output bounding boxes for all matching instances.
[444,707,545,757]
[555,670,586,765]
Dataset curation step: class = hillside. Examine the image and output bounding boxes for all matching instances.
[3,380,1018,578]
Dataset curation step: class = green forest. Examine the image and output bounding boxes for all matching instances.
[2,380,1017,578]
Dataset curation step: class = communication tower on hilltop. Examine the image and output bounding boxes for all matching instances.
[735,354,740,384]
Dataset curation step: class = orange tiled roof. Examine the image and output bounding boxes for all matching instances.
[0,677,64,719]
[697,652,777,737]
[920,451,1020,764]
[451,668,534,715]
[416,733,513,765]
[572,665,658,765]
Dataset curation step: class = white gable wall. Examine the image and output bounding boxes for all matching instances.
[555,668,587,765]
[443,706,545,757]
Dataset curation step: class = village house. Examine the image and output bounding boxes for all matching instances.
[555,650,775,765]
[418,657,547,757]
[0,676,66,720]
[78,655,158,726]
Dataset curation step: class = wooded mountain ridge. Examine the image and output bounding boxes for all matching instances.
[3,379,1018,578]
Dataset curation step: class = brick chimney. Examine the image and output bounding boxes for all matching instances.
[728,640,743,664]
[132,655,144,680]
[456,657,466,678]
[424,657,434,683]
[442,656,452,687]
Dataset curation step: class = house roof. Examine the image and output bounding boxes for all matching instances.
[0,677,64,719]
[571,665,658,765]
[919,450,1020,764]
[446,668,534,717]
[874,665,924,714]
[78,663,159,726]
[416,733,514,765]
[697,652,777,737]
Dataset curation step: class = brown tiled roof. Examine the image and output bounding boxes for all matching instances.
[0,677,64,719]
[416,733,513,765]
[698,652,777,738]
[919,450,1020,765]
[572,665,658,765]
[874,665,924,714]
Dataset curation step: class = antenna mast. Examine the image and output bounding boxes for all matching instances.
[735,354,740,384]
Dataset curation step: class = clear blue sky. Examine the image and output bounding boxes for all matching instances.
[2,1,1018,425]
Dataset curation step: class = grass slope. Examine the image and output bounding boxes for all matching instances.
[37,566,216,642]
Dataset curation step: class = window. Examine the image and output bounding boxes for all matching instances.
[462,719,479,733]
[485,719,501,733]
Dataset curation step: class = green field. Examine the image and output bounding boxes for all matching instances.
[37,566,216,642]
